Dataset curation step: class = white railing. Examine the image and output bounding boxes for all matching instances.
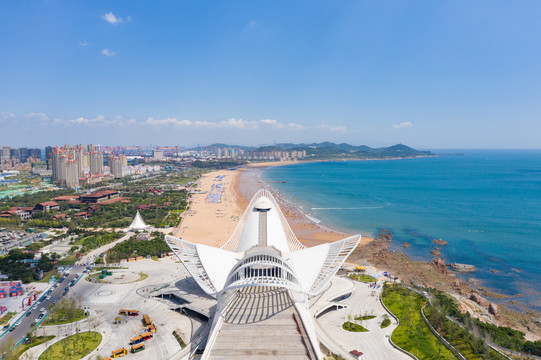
[223,252,304,293]
[221,189,305,253]
[165,235,217,296]
[309,235,360,295]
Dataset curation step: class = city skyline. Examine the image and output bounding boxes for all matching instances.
[1,1,541,149]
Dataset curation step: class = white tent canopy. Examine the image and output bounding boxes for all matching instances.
[128,210,151,232]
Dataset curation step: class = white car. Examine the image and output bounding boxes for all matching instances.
[39,308,45,312]
[15,321,21,327]
[46,296,51,300]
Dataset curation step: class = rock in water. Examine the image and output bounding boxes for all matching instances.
[433,238,448,246]
[402,242,410,248]
[450,263,477,272]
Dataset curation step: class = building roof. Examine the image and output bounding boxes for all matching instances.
[80,190,118,199]
[52,195,80,201]
[165,189,360,297]
[37,201,59,207]
[128,210,151,231]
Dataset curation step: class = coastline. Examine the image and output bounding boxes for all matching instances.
[176,159,540,340]
[176,160,373,248]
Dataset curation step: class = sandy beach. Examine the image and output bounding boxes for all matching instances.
[176,161,374,248]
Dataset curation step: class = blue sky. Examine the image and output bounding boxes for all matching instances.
[1,1,540,149]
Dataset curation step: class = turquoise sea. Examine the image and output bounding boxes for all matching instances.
[262,150,541,311]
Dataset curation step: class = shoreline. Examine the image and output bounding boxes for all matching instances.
[240,161,541,340]
[177,159,540,340]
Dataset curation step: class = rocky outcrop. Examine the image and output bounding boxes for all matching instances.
[432,257,447,270]
[402,242,410,248]
[489,303,498,316]
[450,263,477,272]
[433,238,448,246]
[430,250,441,256]
[470,293,490,308]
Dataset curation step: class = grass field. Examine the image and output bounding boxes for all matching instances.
[38,332,101,360]
[349,274,376,283]
[44,308,87,326]
[381,283,455,360]
[342,321,369,332]
[12,335,55,359]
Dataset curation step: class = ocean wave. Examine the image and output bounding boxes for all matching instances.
[312,203,390,210]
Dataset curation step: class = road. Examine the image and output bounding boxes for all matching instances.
[0,265,85,352]
[0,230,135,354]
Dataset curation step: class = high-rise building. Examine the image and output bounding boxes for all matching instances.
[152,150,164,160]
[45,146,53,169]
[89,151,103,175]
[108,154,126,178]
[9,148,20,162]
[65,160,79,188]
[0,147,10,162]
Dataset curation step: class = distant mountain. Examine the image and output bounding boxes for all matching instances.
[253,142,431,159]
[189,142,431,160]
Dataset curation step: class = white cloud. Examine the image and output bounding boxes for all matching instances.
[79,41,88,47]
[317,124,347,132]
[1,112,15,120]
[102,12,129,25]
[393,121,413,129]
[218,118,258,129]
[101,48,116,57]
[17,113,342,136]
[26,113,49,121]
[53,115,134,126]
[287,123,305,130]
[260,119,304,130]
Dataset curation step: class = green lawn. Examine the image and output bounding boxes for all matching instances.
[381,318,391,328]
[342,321,368,332]
[44,308,88,326]
[349,274,377,283]
[38,332,101,360]
[381,283,455,360]
[355,315,376,321]
[12,335,55,359]
[56,254,77,266]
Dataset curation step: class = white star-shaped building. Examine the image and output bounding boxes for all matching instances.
[166,189,360,359]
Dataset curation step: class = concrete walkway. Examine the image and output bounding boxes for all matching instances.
[311,274,410,360]
[208,287,311,360]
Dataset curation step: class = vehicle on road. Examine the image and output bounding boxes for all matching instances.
[15,321,21,327]
[26,311,32,316]
[119,309,139,316]
[46,296,51,300]
[39,308,45,312]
